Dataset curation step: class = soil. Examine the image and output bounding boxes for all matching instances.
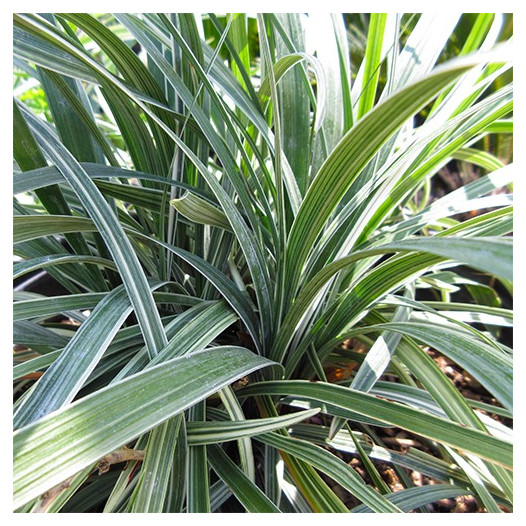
[317,345,512,513]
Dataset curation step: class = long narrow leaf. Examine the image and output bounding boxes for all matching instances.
[240,381,512,469]
[13,347,280,509]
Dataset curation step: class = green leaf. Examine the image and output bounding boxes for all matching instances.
[14,351,62,381]
[13,215,95,244]
[382,236,512,282]
[129,417,183,512]
[289,423,506,502]
[13,320,70,350]
[187,402,210,512]
[453,147,505,171]
[218,386,255,481]
[13,347,280,509]
[13,23,97,83]
[13,162,210,196]
[207,444,281,513]
[187,409,320,445]
[13,254,117,281]
[273,235,509,366]
[13,12,513,514]
[36,65,104,163]
[18,103,168,357]
[13,282,165,429]
[13,292,106,321]
[113,300,238,381]
[284,51,499,304]
[256,432,401,512]
[240,380,512,469]
[356,14,387,119]
[115,13,276,348]
[273,14,311,195]
[359,320,512,411]
[13,214,262,352]
[170,193,232,232]
[14,97,109,293]
[351,484,472,513]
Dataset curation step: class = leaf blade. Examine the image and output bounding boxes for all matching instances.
[13,347,280,509]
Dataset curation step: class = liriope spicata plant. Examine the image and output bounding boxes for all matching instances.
[13,13,513,513]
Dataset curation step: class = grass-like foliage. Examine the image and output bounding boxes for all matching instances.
[13,13,513,513]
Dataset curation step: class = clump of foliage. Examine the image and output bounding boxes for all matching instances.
[13,13,513,513]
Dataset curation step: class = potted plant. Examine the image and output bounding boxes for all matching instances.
[13,13,513,513]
